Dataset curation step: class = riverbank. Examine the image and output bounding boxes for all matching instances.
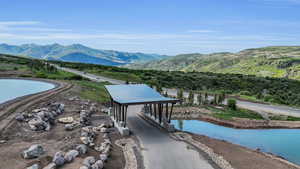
[172,106,300,129]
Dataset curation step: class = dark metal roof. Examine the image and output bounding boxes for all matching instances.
[105,84,179,105]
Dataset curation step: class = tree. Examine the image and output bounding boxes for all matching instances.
[156,85,163,94]
[213,93,218,105]
[204,92,209,105]
[218,92,226,105]
[197,93,202,105]
[177,89,184,105]
[227,98,237,110]
[188,91,194,105]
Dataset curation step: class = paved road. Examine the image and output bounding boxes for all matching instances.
[55,65,300,117]
[127,105,216,169]
[165,88,300,117]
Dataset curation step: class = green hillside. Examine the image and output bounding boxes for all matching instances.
[127,46,300,80]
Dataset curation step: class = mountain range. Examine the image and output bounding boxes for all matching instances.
[127,46,300,80]
[0,43,167,66]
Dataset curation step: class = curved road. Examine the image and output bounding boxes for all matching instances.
[54,65,300,117]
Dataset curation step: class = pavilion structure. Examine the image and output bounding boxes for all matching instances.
[104,84,180,129]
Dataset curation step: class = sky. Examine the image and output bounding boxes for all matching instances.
[0,0,300,55]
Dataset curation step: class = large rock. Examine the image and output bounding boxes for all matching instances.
[82,156,96,168]
[76,144,88,155]
[42,163,56,169]
[15,113,25,122]
[99,153,108,162]
[22,144,45,159]
[28,118,50,131]
[26,164,39,169]
[65,122,80,131]
[52,151,65,166]
[91,160,104,169]
[64,150,79,162]
[58,117,74,124]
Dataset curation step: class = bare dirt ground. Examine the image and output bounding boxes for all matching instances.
[191,134,299,169]
[0,82,125,169]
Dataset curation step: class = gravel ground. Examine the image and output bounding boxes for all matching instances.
[0,82,125,169]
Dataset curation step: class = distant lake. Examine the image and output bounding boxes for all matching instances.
[172,120,300,165]
[0,79,55,104]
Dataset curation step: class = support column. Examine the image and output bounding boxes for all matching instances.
[154,104,157,119]
[168,103,174,123]
[124,105,128,127]
[159,103,162,124]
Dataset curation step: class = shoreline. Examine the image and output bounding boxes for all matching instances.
[173,114,300,129]
[186,132,300,169]
[0,77,72,136]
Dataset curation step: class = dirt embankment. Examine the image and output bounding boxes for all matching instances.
[191,133,300,169]
[172,106,300,129]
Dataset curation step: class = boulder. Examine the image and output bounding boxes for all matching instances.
[82,156,96,168]
[15,113,25,121]
[65,122,80,131]
[22,144,45,159]
[52,151,65,166]
[58,117,74,124]
[28,118,50,131]
[26,164,39,169]
[42,163,56,169]
[91,160,104,169]
[100,127,108,133]
[64,150,79,162]
[99,153,108,162]
[76,144,88,155]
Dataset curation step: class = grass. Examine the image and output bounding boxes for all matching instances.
[87,69,142,82]
[270,115,300,121]
[74,80,111,103]
[207,106,264,120]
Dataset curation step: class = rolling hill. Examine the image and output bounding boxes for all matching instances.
[127,46,300,80]
[0,43,167,66]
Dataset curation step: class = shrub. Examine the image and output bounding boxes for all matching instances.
[227,98,237,110]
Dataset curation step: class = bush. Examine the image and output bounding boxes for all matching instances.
[227,98,237,110]
[239,91,251,96]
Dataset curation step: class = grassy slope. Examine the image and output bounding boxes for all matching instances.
[128,46,300,80]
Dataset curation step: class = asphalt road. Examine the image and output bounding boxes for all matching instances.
[54,65,300,117]
[165,88,300,117]
[127,105,216,169]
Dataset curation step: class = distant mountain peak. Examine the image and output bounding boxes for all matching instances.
[0,43,168,66]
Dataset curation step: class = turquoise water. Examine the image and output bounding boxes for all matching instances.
[0,79,55,104]
[171,120,300,165]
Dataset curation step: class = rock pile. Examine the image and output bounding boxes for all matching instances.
[16,102,65,131]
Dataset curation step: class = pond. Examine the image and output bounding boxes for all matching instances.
[171,120,300,165]
[0,79,55,104]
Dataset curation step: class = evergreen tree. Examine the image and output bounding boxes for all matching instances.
[197,93,202,105]
[188,91,194,105]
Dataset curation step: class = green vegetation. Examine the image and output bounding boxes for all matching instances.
[49,59,300,107]
[227,99,237,110]
[0,54,87,80]
[208,107,264,120]
[269,115,300,121]
[127,46,300,81]
[74,81,110,103]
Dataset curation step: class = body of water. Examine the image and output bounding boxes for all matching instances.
[0,79,55,104]
[171,120,300,165]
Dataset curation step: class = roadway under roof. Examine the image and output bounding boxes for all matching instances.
[105,84,179,105]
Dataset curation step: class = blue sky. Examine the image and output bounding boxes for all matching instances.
[0,0,300,55]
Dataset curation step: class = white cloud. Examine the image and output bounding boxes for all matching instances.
[0,21,40,26]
